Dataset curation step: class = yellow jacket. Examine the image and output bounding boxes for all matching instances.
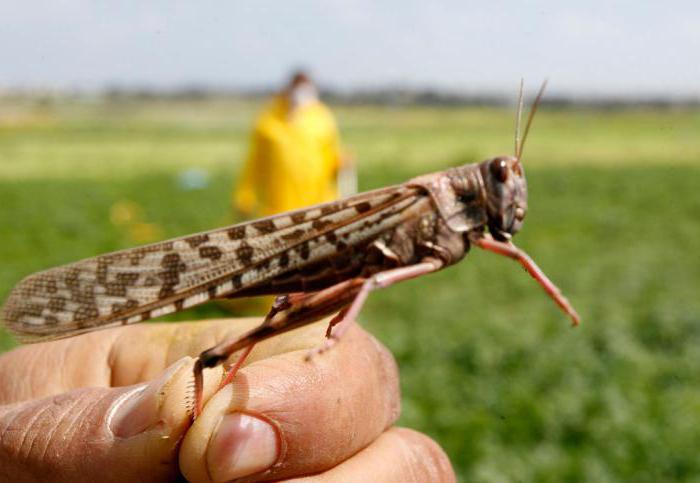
[234,96,342,217]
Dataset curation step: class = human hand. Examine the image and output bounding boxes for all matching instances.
[0,318,455,482]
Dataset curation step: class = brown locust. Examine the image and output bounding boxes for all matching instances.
[1,82,579,416]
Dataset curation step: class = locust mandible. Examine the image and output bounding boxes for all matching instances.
[1,82,579,417]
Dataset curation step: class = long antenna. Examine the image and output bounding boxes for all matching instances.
[517,79,548,160]
[514,78,524,156]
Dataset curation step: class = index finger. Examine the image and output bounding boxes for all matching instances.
[0,318,327,404]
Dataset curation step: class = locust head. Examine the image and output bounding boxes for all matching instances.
[476,80,547,241]
[414,81,545,240]
[479,155,527,241]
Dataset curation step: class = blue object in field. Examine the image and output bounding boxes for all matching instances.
[178,168,210,190]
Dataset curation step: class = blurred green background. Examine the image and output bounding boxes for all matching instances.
[1,98,699,482]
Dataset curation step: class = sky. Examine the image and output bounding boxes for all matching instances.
[1,1,698,97]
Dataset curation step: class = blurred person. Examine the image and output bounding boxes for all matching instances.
[228,71,353,315]
[233,71,351,219]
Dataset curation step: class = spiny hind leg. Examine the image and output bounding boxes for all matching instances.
[192,260,442,418]
[193,258,442,419]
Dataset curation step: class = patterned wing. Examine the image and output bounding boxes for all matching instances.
[1,184,426,342]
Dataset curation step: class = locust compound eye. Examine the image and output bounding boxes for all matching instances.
[489,158,509,183]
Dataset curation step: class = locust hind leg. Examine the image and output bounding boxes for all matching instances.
[192,259,443,418]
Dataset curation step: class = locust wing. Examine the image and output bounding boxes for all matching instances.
[2,185,425,342]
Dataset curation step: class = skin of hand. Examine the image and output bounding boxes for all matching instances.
[0,318,456,482]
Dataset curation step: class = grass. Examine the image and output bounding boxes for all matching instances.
[1,97,700,481]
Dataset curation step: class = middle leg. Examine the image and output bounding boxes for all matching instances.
[306,258,444,359]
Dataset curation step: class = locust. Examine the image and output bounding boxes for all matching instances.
[1,82,579,417]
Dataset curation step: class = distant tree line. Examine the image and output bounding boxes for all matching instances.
[1,85,698,109]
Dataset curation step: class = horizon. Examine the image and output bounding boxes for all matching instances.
[2,83,698,106]
[1,2,698,99]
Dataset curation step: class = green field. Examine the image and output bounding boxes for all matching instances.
[1,97,699,482]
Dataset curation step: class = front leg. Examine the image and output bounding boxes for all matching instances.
[471,233,580,326]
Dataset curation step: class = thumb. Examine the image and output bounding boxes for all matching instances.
[0,356,220,483]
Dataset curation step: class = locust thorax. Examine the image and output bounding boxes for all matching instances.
[477,156,528,241]
[411,157,527,238]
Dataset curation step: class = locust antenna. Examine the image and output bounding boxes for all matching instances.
[514,78,524,157]
[517,79,548,160]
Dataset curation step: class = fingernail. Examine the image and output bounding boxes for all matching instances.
[110,357,190,438]
[207,413,279,481]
